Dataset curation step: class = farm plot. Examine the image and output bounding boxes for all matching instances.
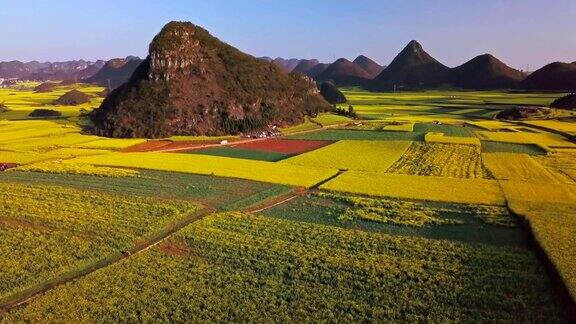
[482,153,559,183]
[466,120,517,131]
[321,172,506,205]
[424,132,481,146]
[311,113,353,126]
[3,212,565,322]
[233,138,334,155]
[279,117,321,134]
[187,147,289,162]
[0,120,78,142]
[500,181,576,300]
[262,192,521,246]
[534,152,576,183]
[11,161,139,177]
[413,123,475,137]
[0,169,291,209]
[0,182,199,302]
[382,122,414,132]
[0,148,111,165]
[64,152,338,188]
[388,142,490,179]
[476,131,576,150]
[281,140,412,172]
[0,133,101,152]
[481,141,547,155]
[73,138,148,150]
[524,120,576,136]
[510,200,576,302]
[287,129,422,141]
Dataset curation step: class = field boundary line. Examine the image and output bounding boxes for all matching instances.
[513,121,576,143]
[309,169,347,189]
[248,194,301,213]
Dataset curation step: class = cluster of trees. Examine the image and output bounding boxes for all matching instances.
[334,104,357,118]
[219,105,278,134]
[29,109,62,117]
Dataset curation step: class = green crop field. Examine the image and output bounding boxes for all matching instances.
[1,85,574,321]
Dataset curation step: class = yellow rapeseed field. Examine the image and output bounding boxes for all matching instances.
[524,120,576,136]
[280,118,321,135]
[509,200,576,301]
[501,181,576,300]
[0,133,102,151]
[281,140,412,172]
[534,152,576,184]
[0,150,43,164]
[482,153,559,183]
[311,113,353,126]
[0,120,144,152]
[382,122,414,132]
[321,172,506,205]
[73,138,148,150]
[499,180,576,203]
[424,132,481,146]
[0,148,110,165]
[0,120,78,142]
[476,131,575,149]
[66,152,339,187]
[13,161,139,177]
[388,142,490,179]
[465,121,516,131]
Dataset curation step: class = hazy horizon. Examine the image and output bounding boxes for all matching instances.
[1,0,575,70]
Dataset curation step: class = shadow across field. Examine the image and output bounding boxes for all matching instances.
[0,170,291,210]
[262,193,525,247]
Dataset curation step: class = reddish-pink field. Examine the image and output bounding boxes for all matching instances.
[232,139,334,154]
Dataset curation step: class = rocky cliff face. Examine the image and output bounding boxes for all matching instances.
[91,22,330,138]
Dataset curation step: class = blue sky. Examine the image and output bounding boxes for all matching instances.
[1,0,574,70]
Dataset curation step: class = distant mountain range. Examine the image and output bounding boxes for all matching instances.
[0,60,105,81]
[260,55,385,87]
[369,40,576,91]
[3,42,574,92]
[260,41,575,91]
[0,56,142,90]
[315,58,374,87]
[85,57,143,89]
